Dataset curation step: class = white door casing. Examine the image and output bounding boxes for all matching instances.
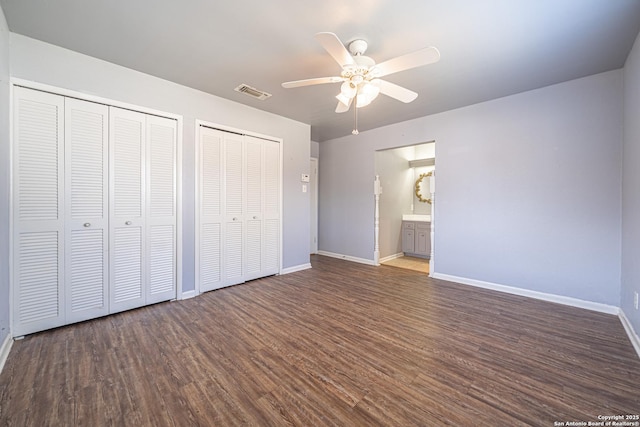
[310,157,318,255]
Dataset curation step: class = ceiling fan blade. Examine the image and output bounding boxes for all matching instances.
[378,79,418,103]
[335,98,352,113]
[315,32,355,67]
[282,76,343,88]
[375,46,440,77]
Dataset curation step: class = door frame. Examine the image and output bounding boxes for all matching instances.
[373,141,436,276]
[310,157,319,254]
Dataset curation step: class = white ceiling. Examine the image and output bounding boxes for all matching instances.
[2,0,640,141]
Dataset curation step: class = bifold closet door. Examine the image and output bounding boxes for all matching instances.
[109,107,146,313]
[224,132,245,287]
[109,108,177,312]
[198,126,280,293]
[198,127,225,292]
[244,136,280,280]
[12,88,177,335]
[12,87,65,336]
[145,115,177,304]
[64,98,109,324]
[261,139,280,276]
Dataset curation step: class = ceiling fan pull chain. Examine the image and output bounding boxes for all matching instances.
[352,93,359,135]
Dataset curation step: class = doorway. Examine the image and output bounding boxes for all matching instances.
[374,142,435,275]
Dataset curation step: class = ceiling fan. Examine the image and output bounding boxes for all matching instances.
[282,32,440,134]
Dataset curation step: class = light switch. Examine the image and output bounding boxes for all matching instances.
[302,184,307,193]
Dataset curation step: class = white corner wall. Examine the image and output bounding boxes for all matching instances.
[9,33,311,293]
[320,70,623,306]
[622,30,640,336]
[0,5,11,346]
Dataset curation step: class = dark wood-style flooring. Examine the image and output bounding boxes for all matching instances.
[1,255,639,426]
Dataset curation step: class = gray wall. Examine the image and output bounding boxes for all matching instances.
[9,33,311,293]
[310,140,320,159]
[0,6,10,343]
[320,70,623,306]
[622,31,640,334]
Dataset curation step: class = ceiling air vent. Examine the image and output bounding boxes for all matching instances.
[234,84,272,100]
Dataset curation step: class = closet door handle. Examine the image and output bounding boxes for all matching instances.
[253,216,258,220]
[83,223,91,228]
[233,217,238,221]
[125,221,132,225]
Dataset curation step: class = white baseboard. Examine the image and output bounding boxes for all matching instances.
[432,273,619,315]
[379,253,404,263]
[0,333,13,375]
[180,290,198,300]
[281,263,312,275]
[619,309,640,359]
[317,251,377,266]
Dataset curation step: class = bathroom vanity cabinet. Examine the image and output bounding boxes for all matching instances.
[402,220,431,258]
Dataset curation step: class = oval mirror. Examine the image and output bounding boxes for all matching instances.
[415,171,433,204]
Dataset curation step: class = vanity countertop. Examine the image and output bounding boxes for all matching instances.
[402,214,431,222]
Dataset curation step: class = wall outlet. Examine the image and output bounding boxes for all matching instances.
[635,292,639,310]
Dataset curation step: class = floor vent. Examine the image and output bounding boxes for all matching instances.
[234,84,272,100]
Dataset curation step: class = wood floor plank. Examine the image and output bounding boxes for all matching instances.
[1,255,639,426]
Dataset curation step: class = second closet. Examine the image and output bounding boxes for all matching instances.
[197,126,281,292]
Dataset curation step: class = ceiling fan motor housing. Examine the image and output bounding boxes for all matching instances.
[349,39,368,55]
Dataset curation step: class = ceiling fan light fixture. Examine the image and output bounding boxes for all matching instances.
[356,81,380,108]
[336,92,351,106]
[340,81,356,98]
[281,32,440,135]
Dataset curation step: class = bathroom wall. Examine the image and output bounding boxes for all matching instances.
[375,146,414,259]
[413,166,435,215]
[411,142,436,215]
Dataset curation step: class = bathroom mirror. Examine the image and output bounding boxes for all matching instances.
[415,171,433,204]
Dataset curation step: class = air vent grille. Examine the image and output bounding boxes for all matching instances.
[234,84,272,100]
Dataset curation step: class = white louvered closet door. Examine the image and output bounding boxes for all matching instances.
[199,127,225,292]
[244,136,263,281]
[109,107,146,313]
[12,87,65,336]
[262,140,280,276]
[146,115,177,304]
[64,98,109,323]
[224,133,245,287]
[197,126,280,294]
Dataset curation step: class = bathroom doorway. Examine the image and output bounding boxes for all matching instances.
[374,141,435,275]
